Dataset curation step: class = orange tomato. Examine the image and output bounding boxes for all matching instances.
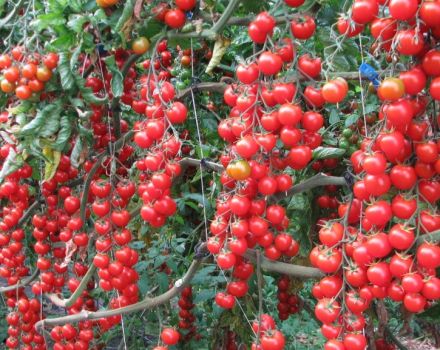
[226,160,251,180]
[377,77,405,101]
[36,66,52,82]
[1,79,15,93]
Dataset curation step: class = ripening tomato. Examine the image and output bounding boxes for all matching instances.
[344,333,367,350]
[399,67,427,95]
[377,77,405,101]
[388,224,414,250]
[290,16,316,39]
[164,8,186,28]
[430,77,440,100]
[396,29,424,56]
[161,328,180,345]
[322,78,348,103]
[258,51,283,76]
[236,63,259,84]
[43,52,59,69]
[367,262,391,287]
[351,0,378,24]
[15,85,32,100]
[297,54,321,78]
[175,0,196,11]
[132,37,150,55]
[337,17,364,37]
[403,293,426,313]
[423,277,440,300]
[422,50,440,77]
[260,330,285,350]
[420,1,440,27]
[36,66,52,82]
[315,298,341,324]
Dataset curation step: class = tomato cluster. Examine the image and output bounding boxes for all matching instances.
[30,156,80,295]
[152,0,196,29]
[276,276,299,320]
[134,42,188,228]
[4,296,45,350]
[250,314,286,350]
[309,2,440,349]
[0,161,44,350]
[0,48,58,100]
[177,286,199,342]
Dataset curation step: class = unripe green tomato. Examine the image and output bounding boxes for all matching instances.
[339,139,350,149]
[342,128,353,138]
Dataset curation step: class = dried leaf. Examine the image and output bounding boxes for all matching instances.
[134,0,143,19]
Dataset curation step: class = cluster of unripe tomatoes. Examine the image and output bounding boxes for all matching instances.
[0,48,58,100]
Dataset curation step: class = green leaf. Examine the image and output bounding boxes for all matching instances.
[344,114,360,127]
[58,53,76,91]
[75,76,107,105]
[192,265,216,284]
[115,0,135,32]
[111,71,124,98]
[44,149,61,181]
[329,109,340,125]
[67,14,89,33]
[313,147,346,159]
[52,115,72,151]
[33,12,66,31]
[194,290,216,303]
[39,112,61,138]
[8,101,32,115]
[0,148,23,184]
[139,18,163,39]
[419,304,440,321]
[288,194,308,211]
[103,55,124,98]
[20,103,62,137]
[70,136,82,168]
[138,273,151,294]
[50,32,76,50]
[156,272,169,293]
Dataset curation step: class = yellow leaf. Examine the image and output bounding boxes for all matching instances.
[43,147,61,181]
[205,37,230,75]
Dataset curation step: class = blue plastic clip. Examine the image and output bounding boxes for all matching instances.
[96,43,107,56]
[359,62,380,88]
[186,11,194,20]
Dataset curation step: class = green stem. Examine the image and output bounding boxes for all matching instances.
[46,266,97,308]
[35,257,206,330]
[110,54,141,138]
[211,0,242,34]
[0,0,26,28]
[0,269,39,293]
